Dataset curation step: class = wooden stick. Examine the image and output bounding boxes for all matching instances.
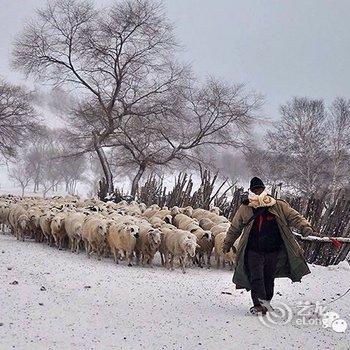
[293,231,350,243]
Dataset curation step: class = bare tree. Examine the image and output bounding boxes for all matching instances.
[327,97,350,196]
[59,155,86,194]
[26,145,46,193]
[8,162,33,197]
[12,0,185,194]
[23,128,53,193]
[108,78,261,196]
[266,97,329,195]
[40,147,63,197]
[243,139,287,188]
[0,79,38,159]
[10,126,86,196]
[55,139,87,195]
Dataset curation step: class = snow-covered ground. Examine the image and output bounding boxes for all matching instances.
[0,234,349,350]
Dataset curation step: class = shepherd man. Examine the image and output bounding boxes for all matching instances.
[223,177,319,315]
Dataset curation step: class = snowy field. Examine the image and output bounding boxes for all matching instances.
[0,234,349,350]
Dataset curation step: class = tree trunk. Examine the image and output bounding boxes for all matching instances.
[131,164,146,198]
[34,178,39,193]
[93,135,114,194]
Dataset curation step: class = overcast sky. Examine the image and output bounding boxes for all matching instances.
[1,0,350,120]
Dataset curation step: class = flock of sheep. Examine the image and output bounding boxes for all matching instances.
[0,195,239,273]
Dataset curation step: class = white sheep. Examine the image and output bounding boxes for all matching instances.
[164,229,198,273]
[8,204,30,241]
[214,232,236,270]
[106,220,139,266]
[65,212,86,253]
[50,212,68,250]
[81,216,108,260]
[135,222,162,267]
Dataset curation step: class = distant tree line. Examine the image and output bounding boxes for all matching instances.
[7,127,86,197]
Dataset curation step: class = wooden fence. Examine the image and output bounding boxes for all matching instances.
[102,171,350,266]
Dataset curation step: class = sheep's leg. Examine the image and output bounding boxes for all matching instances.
[127,251,133,267]
[169,254,174,271]
[181,255,187,274]
[197,253,203,268]
[164,252,170,269]
[84,240,90,257]
[160,253,165,266]
[87,244,93,258]
[33,229,37,242]
[135,251,140,266]
[216,254,220,269]
[90,243,98,257]
[116,250,121,264]
[97,246,102,261]
[113,248,118,263]
[69,237,74,252]
[58,237,63,250]
[148,255,154,268]
[141,253,147,267]
[76,237,81,253]
[206,252,211,269]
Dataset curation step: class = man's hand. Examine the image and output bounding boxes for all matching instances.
[304,227,320,237]
[306,231,321,237]
[223,243,236,254]
[311,231,321,237]
[222,243,231,254]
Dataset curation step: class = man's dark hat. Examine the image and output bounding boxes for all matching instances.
[249,177,265,190]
